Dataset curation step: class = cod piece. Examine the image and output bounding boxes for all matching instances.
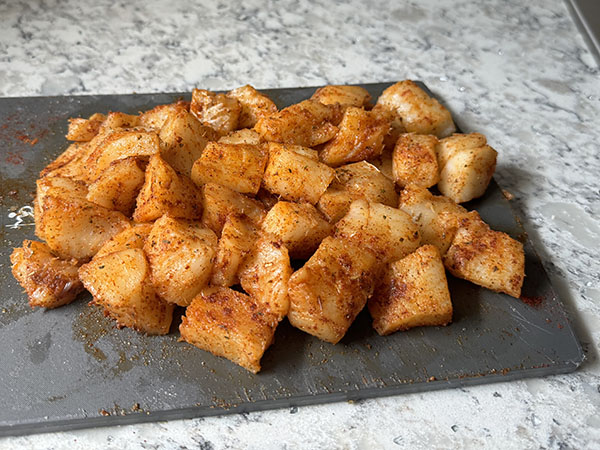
[392,133,440,188]
[180,287,278,373]
[86,157,146,215]
[227,85,278,129]
[133,155,203,222]
[368,245,453,335]
[311,85,372,108]
[66,113,106,142]
[144,215,217,307]
[443,211,525,298]
[138,100,190,131]
[159,109,217,177]
[201,183,266,234]
[319,107,390,167]
[287,236,379,344]
[238,235,293,320]
[218,128,263,145]
[436,133,497,203]
[191,142,267,195]
[10,240,84,309]
[255,100,342,147]
[318,161,397,222]
[261,201,332,259]
[334,199,420,263]
[262,143,335,204]
[190,88,241,135]
[375,80,456,138]
[210,214,260,287]
[35,176,130,260]
[79,248,174,335]
[94,223,153,259]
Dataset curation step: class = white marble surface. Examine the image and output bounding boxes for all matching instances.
[1,0,600,448]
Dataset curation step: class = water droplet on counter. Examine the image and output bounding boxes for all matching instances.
[458,86,465,92]
[531,414,541,426]
[588,95,595,101]
[439,76,448,82]
[498,49,503,55]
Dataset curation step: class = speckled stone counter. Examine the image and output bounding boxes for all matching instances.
[1,0,599,448]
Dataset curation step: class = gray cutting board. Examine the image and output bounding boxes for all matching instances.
[0,83,583,436]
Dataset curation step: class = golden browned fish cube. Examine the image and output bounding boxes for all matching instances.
[191,142,268,195]
[159,109,217,177]
[261,201,332,259]
[179,287,278,373]
[368,245,452,335]
[376,80,456,138]
[144,215,217,307]
[39,142,90,180]
[255,100,342,147]
[443,212,525,298]
[318,161,397,222]
[334,199,420,263]
[98,111,140,132]
[218,128,263,145]
[227,84,278,128]
[35,176,130,260]
[392,133,440,188]
[66,113,106,142]
[138,100,190,131]
[86,157,146,215]
[210,214,260,287]
[190,88,241,135]
[10,240,84,309]
[133,155,203,222]
[371,104,406,152]
[287,236,379,344]
[437,133,497,203]
[398,185,467,255]
[95,223,153,259]
[311,85,372,108]
[262,143,335,204]
[320,107,390,166]
[79,248,174,334]
[201,183,266,234]
[238,235,293,320]
[84,129,160,182]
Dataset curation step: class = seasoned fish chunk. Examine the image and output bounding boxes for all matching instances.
[318,161,398,223]
[144,215,217,307]
[79,248,174,335]
[210,214,260,287]
[376,80,456,138]
[335,199,420,263]
[159,109,217,177]
[443,212,525,298]
[35,176,130,260]
[11,240,83,309]
[227,84,278,128]
[86,157,146,215]
[261,201,333,259]
[66,113,106,142]
[84,129,159,182]
[368,245,452,335]
[287,236,379,344]
[398,185,467,255]
[437,133,497,203]
[392,133,440,188]
[319,107,390,166]
[238,236,293,320]
[98,111,140,132]
[138,100,190,131]
[218,128,263,145]
[262,143,335,204]
[255,100,342,147]
[179,287,278,373]
[201,183,266,234]
[94,223,153,259]
[190,88,241,135]
[133,155,203,222]
[191,142,268,195]
[311,85,372,108]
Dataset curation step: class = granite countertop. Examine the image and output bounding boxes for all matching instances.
[1,0,599,448]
